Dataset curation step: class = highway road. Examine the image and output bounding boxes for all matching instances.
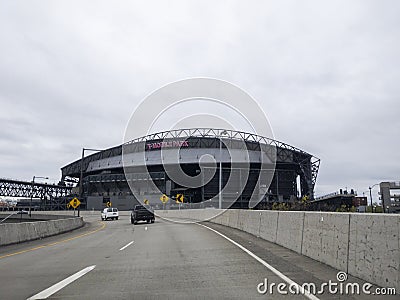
[0,211,396,299]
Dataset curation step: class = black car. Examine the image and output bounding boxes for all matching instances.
[131,205,155,224]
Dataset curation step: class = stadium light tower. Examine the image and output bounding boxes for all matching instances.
[219,130,229,209]
[30,176,49,217]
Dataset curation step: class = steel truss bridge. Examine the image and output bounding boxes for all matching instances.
[0,178,73,210]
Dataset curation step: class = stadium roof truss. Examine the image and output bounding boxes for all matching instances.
[62,128,320,190]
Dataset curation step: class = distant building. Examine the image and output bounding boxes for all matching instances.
[310,189,359,212]
[379,182,400,213]
[353,196,367,207]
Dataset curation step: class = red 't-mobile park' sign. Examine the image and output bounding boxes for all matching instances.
[146,140,189,150]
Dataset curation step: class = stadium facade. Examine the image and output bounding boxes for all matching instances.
[61,128,320,210]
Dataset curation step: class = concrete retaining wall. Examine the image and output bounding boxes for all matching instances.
[302,212,350,272]
[259,210,279,243]
[276,211,304,253]
[0,217,84,246]
[348,214,400,291]
[156,209,400,292]
[239,210,261,236]
[0,213,76,222]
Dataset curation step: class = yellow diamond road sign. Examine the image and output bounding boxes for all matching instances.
[160,194,169,203]
[176,194,184,203]
[106,201,112,208]
[69,198,81,209]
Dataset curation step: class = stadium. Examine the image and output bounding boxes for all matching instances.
[61,128,320,210]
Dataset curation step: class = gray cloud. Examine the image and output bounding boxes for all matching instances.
[0,0,399,199]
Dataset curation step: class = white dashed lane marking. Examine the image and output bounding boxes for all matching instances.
[27,265,96,299]
[119,241,134,251]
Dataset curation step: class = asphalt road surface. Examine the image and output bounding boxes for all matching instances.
[0,212,397,299]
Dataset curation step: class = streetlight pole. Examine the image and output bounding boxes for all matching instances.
[79,148,85,203]
[30,176,49,217]
[218,130,228,209]
[369,183,379,213]
[79,148,103,216]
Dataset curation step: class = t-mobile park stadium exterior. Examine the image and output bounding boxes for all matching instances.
[61,128,320,210]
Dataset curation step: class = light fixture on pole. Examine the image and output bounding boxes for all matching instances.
[30,176,49,217]
[218,130,229,209]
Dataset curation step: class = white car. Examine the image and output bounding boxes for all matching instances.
[101,208,119,220]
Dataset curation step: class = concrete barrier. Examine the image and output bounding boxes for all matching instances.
[348,214,400,291]
[156,209,223,223]
[240,210,261,237]
[276,211,304,253]
[154,208,400,292]
[218,210,230,226]
[301,212,350,271]
[0,213,75,222]
[226,209,239,228]
[258,210,279,243]
[0,217,84,246]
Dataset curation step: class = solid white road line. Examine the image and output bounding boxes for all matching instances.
[27,265,96,300]
[198,224,320,300]
[119,241,134,251]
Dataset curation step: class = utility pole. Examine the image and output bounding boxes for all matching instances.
[30,176,48,217]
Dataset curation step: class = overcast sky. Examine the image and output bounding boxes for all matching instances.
[1,1,399,199]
